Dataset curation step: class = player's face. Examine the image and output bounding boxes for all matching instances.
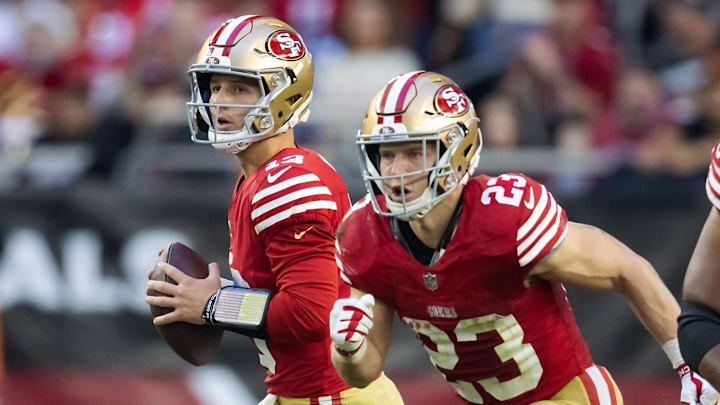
[378,141,436,203]
[208,74,262,131]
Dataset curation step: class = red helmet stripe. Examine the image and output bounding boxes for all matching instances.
[211,20,232,45]
[377,78,398,124]
[393,71,425,123]
[222,15,261,56]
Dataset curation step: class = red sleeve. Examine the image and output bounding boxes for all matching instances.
[262,220,339,343]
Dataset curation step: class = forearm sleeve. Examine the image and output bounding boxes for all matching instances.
[678,299,720,371]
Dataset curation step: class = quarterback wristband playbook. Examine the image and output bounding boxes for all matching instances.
[202,286,271,339]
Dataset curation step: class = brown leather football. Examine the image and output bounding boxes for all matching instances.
[148,242,223,366]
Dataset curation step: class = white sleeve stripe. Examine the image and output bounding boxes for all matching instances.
[517,186,549,240]
[711,160,720,182]
[253,200,337,233]
[517,194,557,255]
[706,180,720,210]
[710,162,720,192]
[519,205,563,266]
[340,270,352,285]
[335,254,344,270]
[552,223,568,252]
[710,172,720,198]
[250,186,331,220]
[251,174,320,204]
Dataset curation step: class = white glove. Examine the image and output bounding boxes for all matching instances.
[329,294,375,358]
[678,363,720,405]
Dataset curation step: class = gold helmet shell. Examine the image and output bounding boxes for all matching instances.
[186,15,314,153]
[357,71,482,220]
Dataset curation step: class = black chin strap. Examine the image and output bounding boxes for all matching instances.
[430,199,463,265]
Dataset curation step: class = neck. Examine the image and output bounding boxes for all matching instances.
[408,184,464,248]
[235,129,295,175]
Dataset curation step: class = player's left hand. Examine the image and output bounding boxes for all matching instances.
[145,262,221,326]
[679,363,720,405]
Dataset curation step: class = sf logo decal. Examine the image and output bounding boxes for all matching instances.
[435,85,469,117]
[267,30,305,61]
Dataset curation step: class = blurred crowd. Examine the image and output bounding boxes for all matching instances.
[1,0,719,201]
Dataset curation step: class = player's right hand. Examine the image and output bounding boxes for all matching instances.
[329,294,375,357]
[678,363,720,405]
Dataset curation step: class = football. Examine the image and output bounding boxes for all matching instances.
[148,242,224,366]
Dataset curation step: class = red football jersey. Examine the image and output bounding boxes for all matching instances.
[706,140,720,210]
[228,146,352,397]
[337,173,592,405]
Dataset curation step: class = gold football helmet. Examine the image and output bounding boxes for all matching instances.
[357,71,482,220]
[186,15,314,153]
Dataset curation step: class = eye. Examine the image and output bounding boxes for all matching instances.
[210,84,221,93]
[379,151,394,160]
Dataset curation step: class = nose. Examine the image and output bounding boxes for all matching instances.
[210,86,231,105]
[386,156,406,176]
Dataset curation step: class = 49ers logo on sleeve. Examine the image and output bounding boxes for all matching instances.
[266,30,305,61]
[435,84,469,117]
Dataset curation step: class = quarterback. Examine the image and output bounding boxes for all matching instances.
[679,140,720,390]
[145,16,403,404]
[329,71,719,404]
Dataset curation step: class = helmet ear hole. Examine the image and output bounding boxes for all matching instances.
[285,94,301,107]
[463,144,473,158]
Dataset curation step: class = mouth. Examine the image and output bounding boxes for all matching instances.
[389,185,412,202]
[216,117,236,131]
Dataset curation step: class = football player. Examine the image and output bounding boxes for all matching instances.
[678,140,720,391]
[145,16,403,405]
[329,71,719,404]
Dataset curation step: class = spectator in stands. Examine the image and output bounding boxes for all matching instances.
[500,0,619,146]
[644,0,719,95]
[592,68,677,169]
[478,94,522,150]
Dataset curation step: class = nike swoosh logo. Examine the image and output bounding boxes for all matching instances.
[294,226,313,239]
[523,187,535,209]
[267,166,291,183]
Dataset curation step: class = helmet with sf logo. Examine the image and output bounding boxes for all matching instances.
[357,71,482,220]
[186,15,313,153]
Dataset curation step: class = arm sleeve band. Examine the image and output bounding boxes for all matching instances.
[678,299,720,371]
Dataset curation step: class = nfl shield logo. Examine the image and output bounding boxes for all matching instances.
[423,273,438,291]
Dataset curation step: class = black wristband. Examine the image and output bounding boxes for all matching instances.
[202,292,218,325]
[678,299,720,371]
